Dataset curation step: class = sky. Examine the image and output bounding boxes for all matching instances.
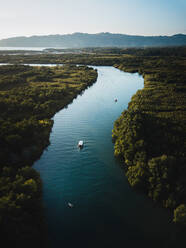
[0,0,185,39]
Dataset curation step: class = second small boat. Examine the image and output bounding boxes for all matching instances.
[78,140,84,148]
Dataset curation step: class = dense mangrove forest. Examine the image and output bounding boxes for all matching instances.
[0,64,97,247]
[112,48,186,225]
[0,46,186,246]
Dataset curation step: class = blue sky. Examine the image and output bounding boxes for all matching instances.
[0,0,185,39]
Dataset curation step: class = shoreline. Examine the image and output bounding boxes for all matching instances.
[0,64,98,246]
[112,55,186,226]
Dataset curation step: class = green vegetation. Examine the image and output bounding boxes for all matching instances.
[1,46,185,66]
[1,46,186,244]
[112,48,186,225]
[0,64,97,247]
[0,52,122,65]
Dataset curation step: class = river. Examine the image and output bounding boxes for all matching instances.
[33,66,176,248]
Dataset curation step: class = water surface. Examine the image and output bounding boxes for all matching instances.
[34,66,176,248]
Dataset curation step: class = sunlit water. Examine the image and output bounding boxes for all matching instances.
[33,66,177,248]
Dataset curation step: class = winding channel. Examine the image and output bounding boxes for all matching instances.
[33,66,175,248]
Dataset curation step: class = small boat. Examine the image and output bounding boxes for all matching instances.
[78,140,84,148]
[68,202,74,208]
[114,98,118,102]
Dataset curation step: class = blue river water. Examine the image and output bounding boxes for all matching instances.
[33,66,177,248]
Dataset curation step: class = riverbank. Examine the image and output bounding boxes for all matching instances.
[112,53,186,225]
[1,47,186,246]
[0,64,97,247]
[34,66,176,248]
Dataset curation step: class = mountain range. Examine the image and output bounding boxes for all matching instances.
[0,32,186,48]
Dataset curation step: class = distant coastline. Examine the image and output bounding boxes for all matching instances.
[0,47,66,51]
[0,33,186,48]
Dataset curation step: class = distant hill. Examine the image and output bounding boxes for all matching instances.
[0,33,186,48]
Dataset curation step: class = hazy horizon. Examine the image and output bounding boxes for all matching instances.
[0,0,186,40]
[1,31,186,40]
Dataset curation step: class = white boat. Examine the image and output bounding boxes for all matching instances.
[68,202,74,208]
[78,140,84,148]
[114,98,118,102]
